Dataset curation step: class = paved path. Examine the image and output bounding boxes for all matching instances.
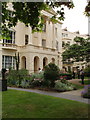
[8,87,89,104]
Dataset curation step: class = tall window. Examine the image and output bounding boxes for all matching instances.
[42,39,46,47]
[3,31,15,45]
[42,23,46,32]
[25,35,29,45]
[2,55,15,69]
[56,41,58,50]
[55,28,57,38]
[62,33,68,38]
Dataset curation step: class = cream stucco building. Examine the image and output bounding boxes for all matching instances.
[0,8,62,73]
[0,3,88,74]
[62,28,88,72]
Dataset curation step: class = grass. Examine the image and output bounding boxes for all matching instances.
[2,89,88,118]
[79,80,90,85]
[72,83,84,89]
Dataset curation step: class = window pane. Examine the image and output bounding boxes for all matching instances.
[42,39,46,47]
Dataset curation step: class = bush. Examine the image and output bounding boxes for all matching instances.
[7,69,31,87]
[44,63,60,87]
[81,85,90,99]
[54,81,74,92]
[30,80,42,88]
[30,72,44,81]
[60,73,72,80]
[84,66,90,77]
[21,79,30,88]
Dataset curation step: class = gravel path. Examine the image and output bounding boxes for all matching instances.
[8,87,89,104]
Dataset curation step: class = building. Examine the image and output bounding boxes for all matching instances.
[0,7,62,73]
[62,28,88,72]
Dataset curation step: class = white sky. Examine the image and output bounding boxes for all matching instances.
[62,0,88,35]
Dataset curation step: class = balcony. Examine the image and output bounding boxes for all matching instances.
[2,43,17,50]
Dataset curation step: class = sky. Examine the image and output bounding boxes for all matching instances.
[62,0,88,35]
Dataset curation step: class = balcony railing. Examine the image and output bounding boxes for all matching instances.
[1,43,17,50]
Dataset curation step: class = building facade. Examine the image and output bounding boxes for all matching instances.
[0,9,62,73]
[62,28,88,72]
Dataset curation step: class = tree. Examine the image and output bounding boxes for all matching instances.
[62,36,90,64]
[85,1,90,16]
[44,63,60,87]
[1,1,74,37]
[14,52,20,71]
[1,1,90,38]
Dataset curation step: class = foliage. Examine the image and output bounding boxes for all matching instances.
[20,79,30,88]
[84,65,90,77]
[85,1,90,16]
[14,52,20,71]
[1,2,74,37]
[62,37,90,63]
[79,80,90,85]
[44,63,60,87]
[30,72,44,81]
[29,72,44,88]
[30,80,42,88]
[54,81,75,92]
[7,69,31,87]
[81,85,90,99]
[60,73,72,80]
[1,1,90,38]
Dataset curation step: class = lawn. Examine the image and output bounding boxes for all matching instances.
[71,83,84,89]
[79,80,90,85]
[2,89,88,118]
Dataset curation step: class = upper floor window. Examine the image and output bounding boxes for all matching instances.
[25,35,29,45]
[42,39,46,47]
[62,41,65,47]
[3,30,15,45]
[42,23,46,32]
[56,41,58,50]
[55,28,57,38]
[62,33,68,38]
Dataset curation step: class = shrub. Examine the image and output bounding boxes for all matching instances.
[30,72,44,81]
[7,69,31,87]
[60,73,72,80]
[44,63,60,87]
[41,80,51,88]
[21,79,30,88]
[81,85,90,99]
[84,66,90,78]
[30,80,42,88]
[54,81,74,92]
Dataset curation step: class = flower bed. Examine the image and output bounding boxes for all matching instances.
[60,73,72,80]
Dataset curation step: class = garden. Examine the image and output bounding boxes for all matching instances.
[6,63,90,99]
[2,63,90,119]
[7,63,76,92]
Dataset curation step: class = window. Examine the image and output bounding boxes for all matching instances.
[55,28,57,37]
[62,41,65,47]
[62,33,68,38]
[25,35,29,45]
[42,23,46,32]
[2,55,15,69]
[3,31,15,45]
[56,41,58,50]
[42,39,46,47]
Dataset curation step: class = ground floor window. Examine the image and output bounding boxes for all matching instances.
[2,55,15,69]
